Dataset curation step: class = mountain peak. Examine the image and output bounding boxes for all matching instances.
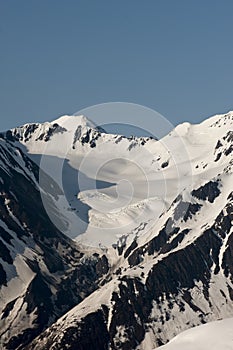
[52,114,98,130]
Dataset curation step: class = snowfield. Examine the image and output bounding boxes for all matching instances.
[157,317,233,350]
[10,112,233,249]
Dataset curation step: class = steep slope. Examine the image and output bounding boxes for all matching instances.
[5,114,160,247]
[0,136,109,349]
[25,176,233,349]
[0,111,233,349]
[157,317,233,350]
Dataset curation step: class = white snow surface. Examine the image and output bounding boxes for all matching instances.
[156,317,233,350]
[11,111,233,248]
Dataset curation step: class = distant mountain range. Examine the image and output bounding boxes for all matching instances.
[0,111,233,349]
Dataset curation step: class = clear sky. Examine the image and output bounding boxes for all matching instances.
[1,0,233,131]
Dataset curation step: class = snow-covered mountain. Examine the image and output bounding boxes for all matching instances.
[0,135,109,349]
[0,111,233,349]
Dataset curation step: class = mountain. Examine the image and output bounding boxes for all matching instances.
[0,111,233,349]
[0,133,110,349]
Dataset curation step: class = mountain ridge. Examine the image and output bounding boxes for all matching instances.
[0,111,233,349]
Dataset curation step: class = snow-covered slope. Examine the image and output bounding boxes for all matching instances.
[0,135,109,349]
[6,112,233,249]
[7,114,160,247]
[157,317,233,350]
[0,111,233,349]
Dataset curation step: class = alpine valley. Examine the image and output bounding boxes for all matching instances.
[0,111,233,349]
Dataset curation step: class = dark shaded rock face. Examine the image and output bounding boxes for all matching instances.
[76,127,101,148]
[109,278,151,350]
[161,161,169,168]
[35,124,67,142]
[0,124,40,143]
[214,131,233,162]
[95,254,109,277]
[4,123,67,143]
[27,309,110,350]
[191,180,221,203]
[72,125,107,149]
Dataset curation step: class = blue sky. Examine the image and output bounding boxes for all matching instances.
[1,0,233,131]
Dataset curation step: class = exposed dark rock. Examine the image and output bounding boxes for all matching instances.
[95,254,109,277]
[223,130,233,143]
[146,228,221,300]
[26,308,110,350]
[128,218,179,267]
[225,144,233,156]
[160,229,190,254]
[161,161,169,168]
[215,152,222,162]
[0,263,7,286]
[191,180,221,203]
[215,140,223,149]
[80,128,101,147]
[36,124,67,142]
[0,239,13,264]
[1,298,16,319]
[124,239,138,259]
[174,201,202,221]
